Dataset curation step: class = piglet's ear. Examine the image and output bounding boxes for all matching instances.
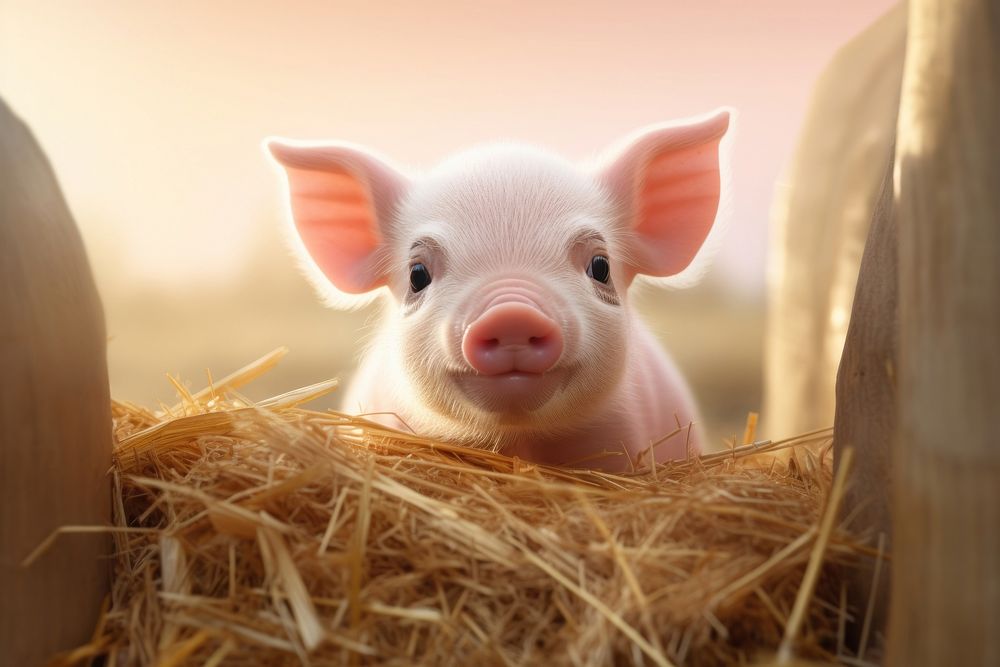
[599,109,731,279]
[267,139,408,304]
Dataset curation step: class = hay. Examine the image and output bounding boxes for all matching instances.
[41,351,881,666]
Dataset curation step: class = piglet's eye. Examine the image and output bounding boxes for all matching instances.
[409,263,432,293]
[586,255,611,284]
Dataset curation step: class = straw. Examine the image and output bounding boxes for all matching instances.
[40,352,878,666]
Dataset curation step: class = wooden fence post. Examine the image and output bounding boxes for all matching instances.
[0,99,112,663]
[832,151,897,653]
[764,5,905,439]
[889,0,1000,663]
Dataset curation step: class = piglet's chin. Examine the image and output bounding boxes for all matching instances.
[451,369,570,415]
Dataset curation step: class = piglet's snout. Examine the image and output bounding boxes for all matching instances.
[462,302,563,375]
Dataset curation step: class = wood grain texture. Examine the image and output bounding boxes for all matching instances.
[832,151,896,654]
[764,4,905,439]
[0,98,112,664]
[888,0,1000,663]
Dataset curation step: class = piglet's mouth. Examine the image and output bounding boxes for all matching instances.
[451,369,571,414]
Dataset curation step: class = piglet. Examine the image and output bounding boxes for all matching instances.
[267,109,731,471]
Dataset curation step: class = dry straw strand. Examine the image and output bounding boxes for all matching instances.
[38,352,879,666]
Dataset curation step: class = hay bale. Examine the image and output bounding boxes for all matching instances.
[39,352,879,666]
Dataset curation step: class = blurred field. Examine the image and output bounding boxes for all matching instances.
[103,228,763,453]
[0,0,896,458]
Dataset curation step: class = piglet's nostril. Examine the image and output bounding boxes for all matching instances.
[462,302,564,375]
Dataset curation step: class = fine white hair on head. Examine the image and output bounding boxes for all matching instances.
[396,141,617,276]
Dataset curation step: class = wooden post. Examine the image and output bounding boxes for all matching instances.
[0,99,112,662]
[832,150,896,652]
[889,0,1000,663]
[764,5,905,439]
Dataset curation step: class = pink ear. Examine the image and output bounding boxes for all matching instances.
[599,110,730,278]
[267,140,408,295]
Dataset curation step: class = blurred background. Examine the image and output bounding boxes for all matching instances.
[0,0,894,448]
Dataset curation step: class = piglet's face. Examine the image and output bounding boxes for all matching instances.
[386,148,631,439]
[268,110,730,443]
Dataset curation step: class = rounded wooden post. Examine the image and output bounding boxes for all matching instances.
[889,0,1000,663]
[764,5,905,439]
[832,151,897,652]
[0,99,112,663]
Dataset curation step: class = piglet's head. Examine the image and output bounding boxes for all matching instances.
[267,109,731,444]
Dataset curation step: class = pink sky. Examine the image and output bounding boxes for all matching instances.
[1,0,897,294]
